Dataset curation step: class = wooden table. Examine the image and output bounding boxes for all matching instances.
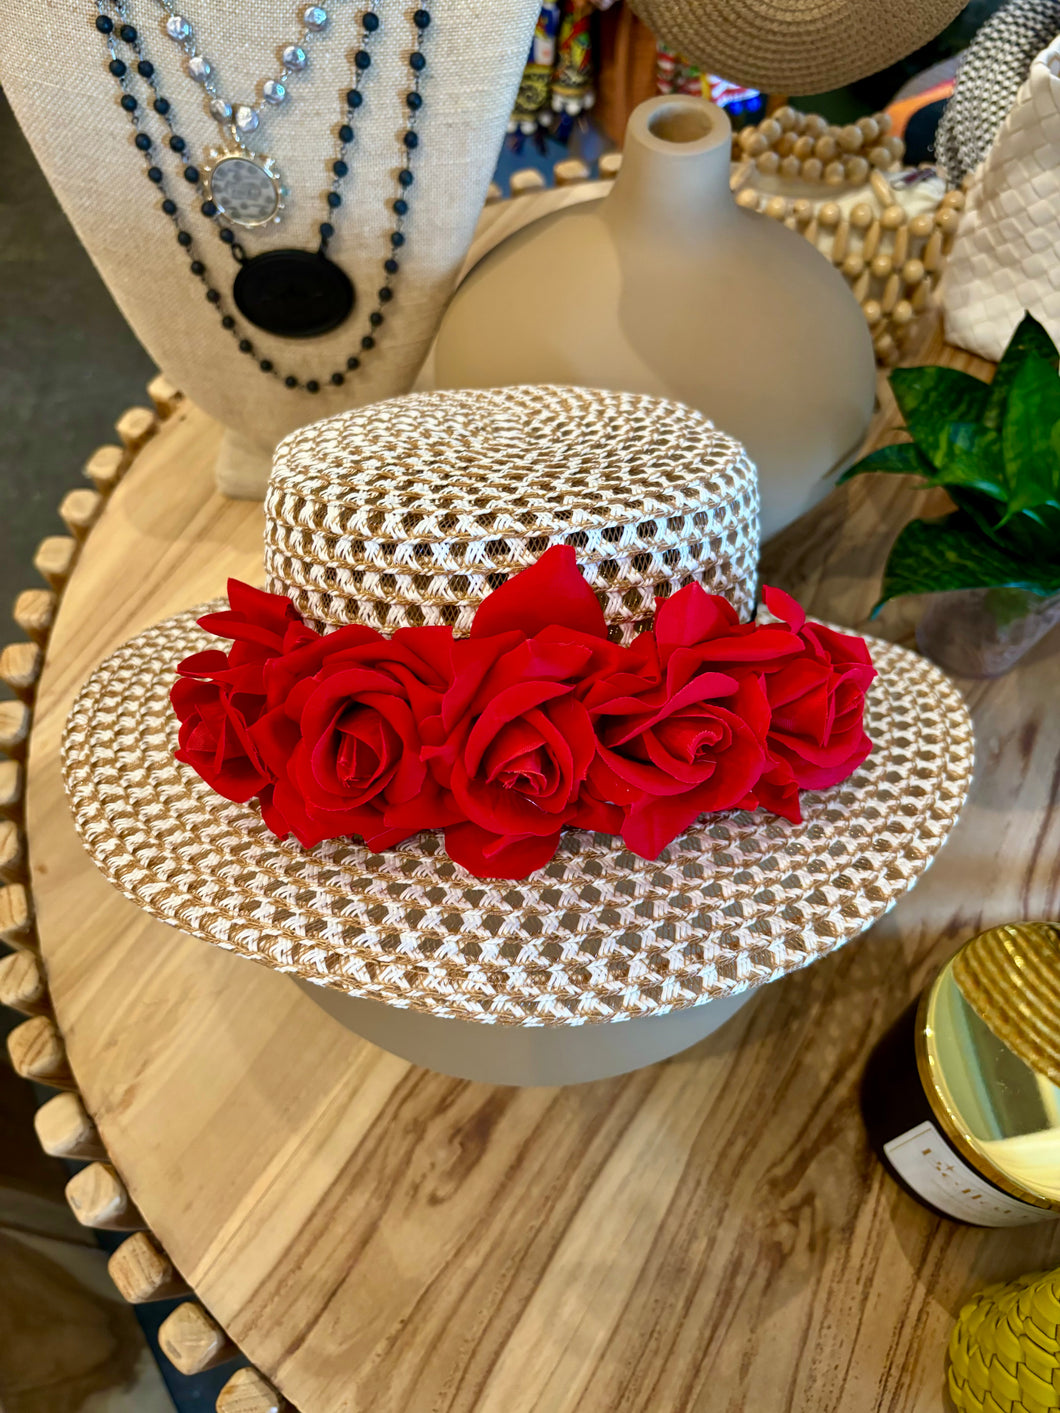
[22,197,1060,1411]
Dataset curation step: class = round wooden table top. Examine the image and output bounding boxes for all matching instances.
[27,303,1060,1410]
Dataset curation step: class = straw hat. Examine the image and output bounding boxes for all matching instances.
[627,0,967,95]
[63,386,975,1026]
[952,921,1060,1087]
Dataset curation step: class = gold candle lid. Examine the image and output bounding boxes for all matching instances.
[952,922,1060,1088]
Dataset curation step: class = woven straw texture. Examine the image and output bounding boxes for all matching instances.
[941,36,1060,359]
[935,0,1060,187]
[265,386,759,642]
[63,608,974,1026]
[953,921,1060,1088]
[625,0,965,96]
[948,1268,1060,1413]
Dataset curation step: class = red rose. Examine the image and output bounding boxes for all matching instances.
[755,587,877,816]
[172,580,316,802]
[585,612,771,859]
[171,667,272,804]
[423,546,626,878]
[194,578,314,696]
[251,624,458,851]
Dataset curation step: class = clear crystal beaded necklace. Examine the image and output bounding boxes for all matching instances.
[95,0,429,383]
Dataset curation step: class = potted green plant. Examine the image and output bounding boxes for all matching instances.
[841,313,1060,677]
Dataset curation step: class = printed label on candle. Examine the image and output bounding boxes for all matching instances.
[884,1121,1053,1226]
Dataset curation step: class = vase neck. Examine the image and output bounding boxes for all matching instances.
[604,96,738,238]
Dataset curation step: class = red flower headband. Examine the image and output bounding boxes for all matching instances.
[171,547,876,880]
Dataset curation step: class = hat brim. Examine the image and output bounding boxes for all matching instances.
[63,602,974,1026]
[628,0,967,95]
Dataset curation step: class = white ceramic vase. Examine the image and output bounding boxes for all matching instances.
[433,95,877,542]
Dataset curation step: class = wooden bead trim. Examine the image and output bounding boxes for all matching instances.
[147,372,183,420]
[34,536,78,593]
[0,702,30,760]
[13,590,57,648]
[0,374,286,1413]
[115,405,159,453]
[84,445,129,498]
[0,820,27,884]
[159,1302,238,1376]
[0,948,49,1015]
[7,1014,74,1088]
[34,1091,107,1162]
[216,1367,288,1412]
[509,167,547,197]
[66,1162,145,1231]
[0,883,32,946]
[0,642,42,702]
[553,156,592,186]
[108,1231,190,1303]
[0,760,22,821]
[59,488,104,544]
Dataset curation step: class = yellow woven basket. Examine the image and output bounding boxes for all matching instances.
[949,1269,1060,1413]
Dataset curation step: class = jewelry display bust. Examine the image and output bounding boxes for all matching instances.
[1,0,540,493]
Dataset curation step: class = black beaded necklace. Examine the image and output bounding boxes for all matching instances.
[94,0,429,391]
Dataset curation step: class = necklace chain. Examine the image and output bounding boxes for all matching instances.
[95,0,429,391]
[152,0,334,136]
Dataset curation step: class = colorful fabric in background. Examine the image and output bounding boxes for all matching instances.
[656,43,764,118]
[510,2,561,135]
[552,0,596,115]
[510,1,762,145]
[510,0,596,137]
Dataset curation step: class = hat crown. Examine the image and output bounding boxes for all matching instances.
[264,385,759,641]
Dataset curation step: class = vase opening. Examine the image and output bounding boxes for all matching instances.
[647,102,715,145]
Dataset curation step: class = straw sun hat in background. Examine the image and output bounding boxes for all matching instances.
[63,387,974,1034]
[627,0,969,94]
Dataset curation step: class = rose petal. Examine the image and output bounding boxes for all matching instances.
[469,544,607,641]
[444,821,562,879]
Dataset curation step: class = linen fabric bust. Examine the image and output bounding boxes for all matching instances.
[0,0,541,456]
[62,385,976,1027]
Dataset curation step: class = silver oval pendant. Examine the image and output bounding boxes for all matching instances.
[204,150,284,227]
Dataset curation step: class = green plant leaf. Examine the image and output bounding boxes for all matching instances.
[929,422,1008,499]
[1000,355,1060,521]
[982,312,1060,429]
[889,365,989,455]
[838,441,936,482]
[875,511,1060,608]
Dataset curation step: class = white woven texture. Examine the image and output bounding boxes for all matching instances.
[265,386,760,642]
[935,0,1060,187]
[941,36,1060,359]
[62,607,975,1027]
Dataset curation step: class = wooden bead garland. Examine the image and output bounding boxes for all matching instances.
[734,107,906,190]
[732,110,964,366]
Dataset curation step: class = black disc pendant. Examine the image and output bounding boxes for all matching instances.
[233,249,355,338]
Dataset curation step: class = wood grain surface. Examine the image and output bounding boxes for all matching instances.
[24,224,1060,1410]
